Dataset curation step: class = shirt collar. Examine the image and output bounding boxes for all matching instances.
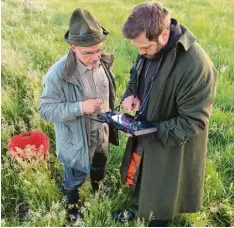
[76,58,90,75]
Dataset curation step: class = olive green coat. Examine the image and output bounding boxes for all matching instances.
[120,25,217,220]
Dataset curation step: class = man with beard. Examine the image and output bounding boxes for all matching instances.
[119,2,217,226]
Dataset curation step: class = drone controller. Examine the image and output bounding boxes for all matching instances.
[97,111,158,136]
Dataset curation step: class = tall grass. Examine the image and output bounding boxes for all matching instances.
[1,0,234,226]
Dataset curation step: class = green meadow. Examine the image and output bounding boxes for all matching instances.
[1,0,234,226]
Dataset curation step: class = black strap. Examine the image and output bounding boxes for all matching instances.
[83,114,105,123]
[134,54,164,120]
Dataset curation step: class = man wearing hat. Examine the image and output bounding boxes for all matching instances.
[39,8,118,221]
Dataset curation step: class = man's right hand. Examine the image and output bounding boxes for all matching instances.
[82,99,103,114]
[122,95,141,112]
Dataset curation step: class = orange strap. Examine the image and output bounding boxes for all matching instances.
[126,152,141,185]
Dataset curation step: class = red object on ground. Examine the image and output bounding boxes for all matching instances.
[7,131,50,159]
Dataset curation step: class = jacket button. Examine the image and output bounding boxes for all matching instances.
[74,108,78,112]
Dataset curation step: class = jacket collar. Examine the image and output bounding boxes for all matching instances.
[177,24,196,51]
[76,58,88,76]
[150,19,195,61]
[147,23,196,120]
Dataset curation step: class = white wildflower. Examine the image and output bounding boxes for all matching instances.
[220,65,229,73]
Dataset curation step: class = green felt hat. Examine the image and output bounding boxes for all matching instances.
[64,8,109,47]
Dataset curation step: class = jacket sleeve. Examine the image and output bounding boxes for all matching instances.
[38,74,83,123]
[157,62,217,146]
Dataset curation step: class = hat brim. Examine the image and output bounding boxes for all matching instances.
[64,27,109,47]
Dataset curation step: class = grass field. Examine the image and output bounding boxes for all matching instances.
[1,0,234,226]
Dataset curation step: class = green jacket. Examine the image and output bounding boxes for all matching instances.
[120,24,217,220]
[39,50,118,174]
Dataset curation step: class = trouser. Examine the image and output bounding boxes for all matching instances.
[62,125,109,191]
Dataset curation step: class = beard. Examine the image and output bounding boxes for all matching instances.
[144,41,164,59]
[143,54,155,59]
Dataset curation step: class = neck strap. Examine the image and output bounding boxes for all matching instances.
[116,55,145,111]
[134,54,164,120]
